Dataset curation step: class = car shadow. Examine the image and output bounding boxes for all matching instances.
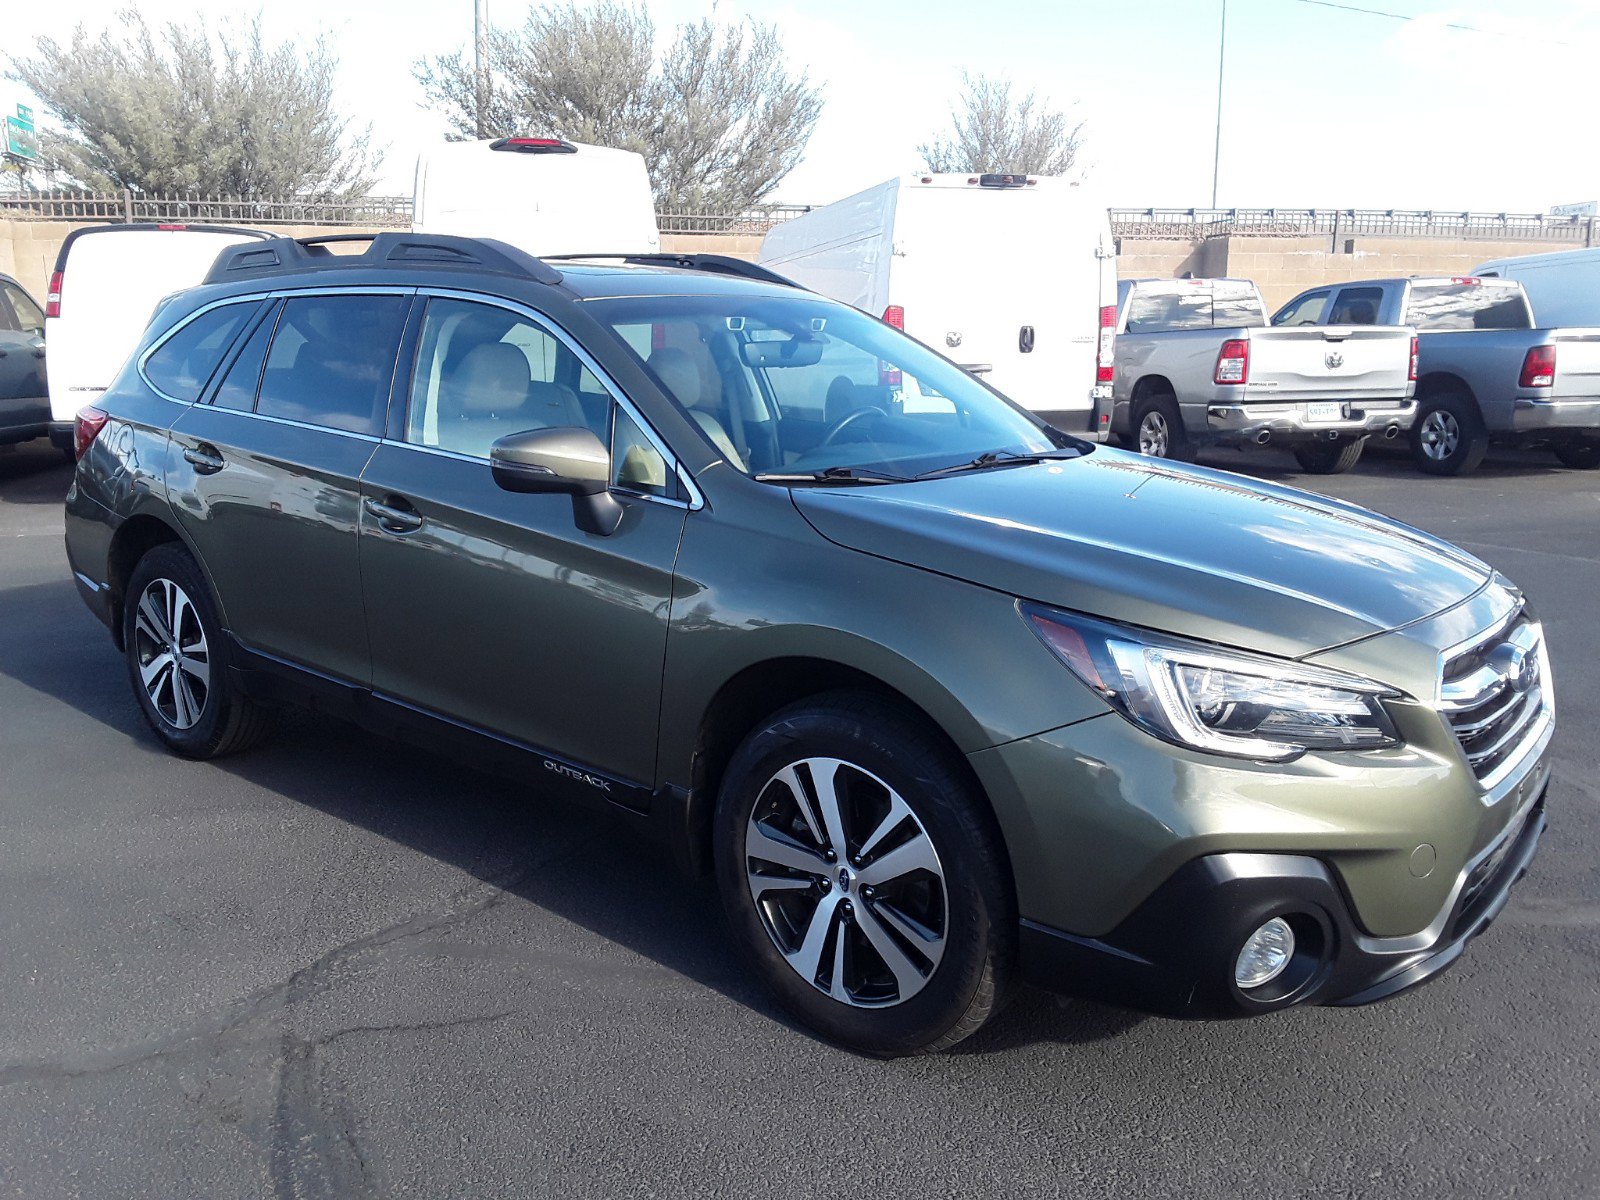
[1190,441,1576,485]
[0,574,1142,1056]
[0,442,74,503]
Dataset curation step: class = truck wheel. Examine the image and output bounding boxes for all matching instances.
[1410,392,1488,475]
[1552,439,1600,470]
[123,544,274,759]
[714,692,1014,1056]
[1133,394,1195,462]
[1292,437,1366,474]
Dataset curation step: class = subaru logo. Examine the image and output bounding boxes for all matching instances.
[1325,351,1344,369]
[838,868,853,893]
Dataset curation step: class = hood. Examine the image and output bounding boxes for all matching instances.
[792,450,1491,660]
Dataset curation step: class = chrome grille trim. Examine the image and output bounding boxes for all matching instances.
[1437,612,1553,796]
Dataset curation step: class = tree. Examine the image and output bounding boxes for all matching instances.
[5,9,379,197]
[414,2,823,211]
[918,73,1083,177]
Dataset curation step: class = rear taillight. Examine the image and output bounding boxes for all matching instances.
[1096,304,1116,384]
[882,305,905,330]
[74,406,110,459]
[880,306,904,386]
[45,270,63,318]
[1215,339,1250,385]
[1519,344,1556,388]
[1408,335,1418,382]
[489,136,577,154]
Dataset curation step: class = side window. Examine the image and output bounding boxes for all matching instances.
[611,406,671,497]
[256,294,409,434]
[1327,287,1385,325]
[2,283,44,335]
[143,303,257,402]
[1273,290,1330,326]
[405,297,605,459]
[212,302,280,411]
[1125,290,1213,333]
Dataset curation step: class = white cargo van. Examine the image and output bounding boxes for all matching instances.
[758,174,1117,434]
[412,137,660,257]
[1474,246,1600,327]
[44,223,267,448]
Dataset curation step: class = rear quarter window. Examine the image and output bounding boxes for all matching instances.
[1405,284,1533,331]
[142,303,259,402]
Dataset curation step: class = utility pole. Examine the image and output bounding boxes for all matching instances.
[1211,0,1226,209]
[474,0,490,139]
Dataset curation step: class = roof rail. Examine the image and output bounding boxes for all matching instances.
[203,232,564,287]
[543,253,803,290]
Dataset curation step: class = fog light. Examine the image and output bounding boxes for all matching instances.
[1235,917,1295,989]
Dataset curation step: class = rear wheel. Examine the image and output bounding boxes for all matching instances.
[123,544,273,759]
[1133,394,1195,463]
[1410,392,1488,475]
[714,693,1014,1056]
[1292,437,1366,474]
[1553,438,1600,469]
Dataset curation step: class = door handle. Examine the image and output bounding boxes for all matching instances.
[1019,325,1036,353]
[182,444,226,475]
[364,495,423,533]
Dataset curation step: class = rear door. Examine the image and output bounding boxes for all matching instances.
[45,225,267,425]
[166,289,412,684]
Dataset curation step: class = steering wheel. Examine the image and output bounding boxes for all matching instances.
[819,405,889,448]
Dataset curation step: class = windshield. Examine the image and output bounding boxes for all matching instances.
[1405,283,1533,331]
[586,293,1070,481]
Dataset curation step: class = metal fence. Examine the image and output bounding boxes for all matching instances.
[655,206,810,234]
[1111,207,1598,246]
[0,191,413,226]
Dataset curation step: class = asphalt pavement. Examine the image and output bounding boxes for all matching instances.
[0,437,1595,1198]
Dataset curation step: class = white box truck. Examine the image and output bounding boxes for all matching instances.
[758,173,1117,435]
[1474,246,1600,327]
[412,136,660,257]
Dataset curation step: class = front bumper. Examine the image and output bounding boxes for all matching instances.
[1020,784,1546,1018]
[1202,399,1416,445]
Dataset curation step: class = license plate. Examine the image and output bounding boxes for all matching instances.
[1305,402,1343,423]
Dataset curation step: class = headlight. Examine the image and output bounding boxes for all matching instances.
[1022,604,1402,761]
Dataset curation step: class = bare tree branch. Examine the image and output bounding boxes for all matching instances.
[918,73,1083,177]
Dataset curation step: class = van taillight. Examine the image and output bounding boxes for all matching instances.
[1215,339,1250,385]
[46,270,63,318]
[490,136,578,154]
[74,407,110,460]
[879,306,905,386]
[882,305,905,330]
[1096,304,1116,383]
[1409,336,1418,382]
[1519,344,1556,388]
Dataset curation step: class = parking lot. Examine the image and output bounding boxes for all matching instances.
[0,439,1595,1198]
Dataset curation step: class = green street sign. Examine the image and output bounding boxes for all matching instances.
[15,104,33,127]
[4,116,38,161]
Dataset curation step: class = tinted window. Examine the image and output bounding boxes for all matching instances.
[1328,287,1384,325]
[1274,290,1330,326]
[256,294,409,434]
[212,303,279,411]
[143,303,257,402]
[1404,283,1533,332]
[611,406,671,497]
[1125,290,1213,333]
[1,283,44,335]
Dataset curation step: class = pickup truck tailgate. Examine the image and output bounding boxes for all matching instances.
[1245,326,1412,402]
[1550,330,1600,399]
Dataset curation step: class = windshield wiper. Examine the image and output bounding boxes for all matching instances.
[754,465,913,485]
[913,448,1083,480]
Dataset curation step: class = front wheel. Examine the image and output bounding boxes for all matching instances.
[1553,438,1600,469]
[1292,437,1366,474]
[714,693,1014,1056]
[1410,393,1488,475]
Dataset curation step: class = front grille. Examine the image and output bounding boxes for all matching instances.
[1440,614,1547,784]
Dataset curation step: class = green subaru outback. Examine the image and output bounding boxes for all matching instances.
[64,234,1551,1055]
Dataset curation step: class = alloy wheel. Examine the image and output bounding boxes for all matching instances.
[1139,410,1170,457]
[744,757,948,1008]
[1419,410,1460,461]
[132,578,210,730]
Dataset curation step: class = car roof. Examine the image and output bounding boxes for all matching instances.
[555,262,802,301]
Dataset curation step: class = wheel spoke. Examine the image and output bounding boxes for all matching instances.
[178,654,210,689]
[872,899,944,955]
[773,763,826,848]
[857,829,939,887]
[136,590,170,645]
[139,651,174,691]
[172,670,196,728]
[856,793,913,860]
[829,918,851,1002]
[785,894,839,985]
[855,903,926,997]
[808,759,851,858]
[745,821,828,876]
[746,872,815,898]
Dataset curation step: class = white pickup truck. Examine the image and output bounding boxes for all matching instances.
[1106,278,1417,473]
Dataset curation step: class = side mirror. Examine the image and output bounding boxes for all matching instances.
[490,426,624,535]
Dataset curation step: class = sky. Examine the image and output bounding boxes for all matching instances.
[5,0,1599,212]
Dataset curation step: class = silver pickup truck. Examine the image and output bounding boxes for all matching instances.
[1273,276,1600,474]
[1108,278,1416,473]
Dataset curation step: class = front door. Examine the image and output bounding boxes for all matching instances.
[0,279,48,433]
[358,295,687,789]
[166,290,413,684]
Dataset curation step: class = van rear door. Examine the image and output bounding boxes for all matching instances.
[45,224,267,424]
[888,177,1114,431]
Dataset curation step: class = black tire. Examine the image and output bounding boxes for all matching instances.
[713,692,1015,1056]
[1292,437,1366,475]
[1552,439,1600,470]
[1410,392,1488,476]
[1132,393,1196,463]
[122,543,273,759]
